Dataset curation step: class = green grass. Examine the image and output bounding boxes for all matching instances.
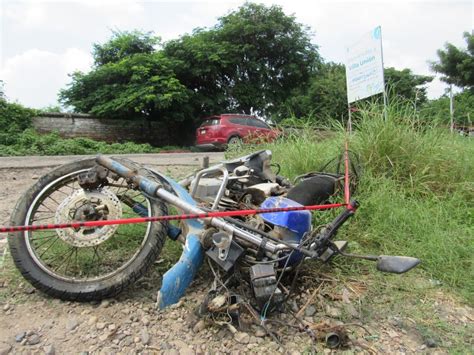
[228,98,474,303]
[0,129,187,156]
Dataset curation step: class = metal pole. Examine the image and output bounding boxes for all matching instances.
[347,102,353,134]
[379,26,388,121]
[450,84,454,133]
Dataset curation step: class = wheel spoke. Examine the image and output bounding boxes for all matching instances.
[48,247,75,269]
[39,237,61,258]
[23,161,159,283]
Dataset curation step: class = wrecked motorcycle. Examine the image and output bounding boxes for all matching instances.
[7,150,420,312]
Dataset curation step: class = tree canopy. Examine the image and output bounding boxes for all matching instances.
[164,3,320,116]
[60,3,319,122]
[59,3,449,130]
[92,30,159,66]
[384,67,433,105]
[431,32,474,90]
[60,52,188,120]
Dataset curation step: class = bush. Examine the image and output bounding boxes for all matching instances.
[0,100,37,145]
[0,129,161,156]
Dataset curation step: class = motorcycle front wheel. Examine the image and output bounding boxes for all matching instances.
[8,158,168,301]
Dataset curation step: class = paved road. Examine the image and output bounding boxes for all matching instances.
[0,152,225,169]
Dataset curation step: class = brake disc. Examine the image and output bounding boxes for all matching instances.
[54,188,122,247]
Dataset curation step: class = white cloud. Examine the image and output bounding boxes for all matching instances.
[0,0,471,108]
[0,48,92,108]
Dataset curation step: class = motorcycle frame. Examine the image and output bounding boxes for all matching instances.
[95,155,356,308]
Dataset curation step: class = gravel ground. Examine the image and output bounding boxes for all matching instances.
[0,153,472,354]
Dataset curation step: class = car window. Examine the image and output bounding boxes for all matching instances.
[248,119,270,129]
[200,118,220,127]
[228,117,249,126]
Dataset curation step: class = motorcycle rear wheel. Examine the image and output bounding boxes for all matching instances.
[8,158,168,301]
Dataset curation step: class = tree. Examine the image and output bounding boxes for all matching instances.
[280,62,347,122]
[164,3,320,116]
[384,67,433,105]
[59,31,188,121]
[92,30,159,66]
[431,32,474,90]
[420,91,473,126]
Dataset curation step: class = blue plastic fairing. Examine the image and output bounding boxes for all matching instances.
[260,197,311,240]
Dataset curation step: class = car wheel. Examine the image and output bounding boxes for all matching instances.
[227,136,242,146]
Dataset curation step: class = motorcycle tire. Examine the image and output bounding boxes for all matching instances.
[8,157,168,301]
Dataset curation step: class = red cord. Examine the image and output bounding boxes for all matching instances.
[0,203,346,233]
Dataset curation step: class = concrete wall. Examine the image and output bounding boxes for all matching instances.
[32,113,194,146]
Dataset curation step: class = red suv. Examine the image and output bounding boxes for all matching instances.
[195,114,279,150]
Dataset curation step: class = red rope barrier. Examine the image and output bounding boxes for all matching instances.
[0,203,346,233]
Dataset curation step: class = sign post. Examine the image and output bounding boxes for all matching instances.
[345,26,387,131]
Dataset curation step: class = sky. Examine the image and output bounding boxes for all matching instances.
[0,0,472,109]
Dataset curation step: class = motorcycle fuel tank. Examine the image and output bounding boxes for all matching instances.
[260,197,312,242]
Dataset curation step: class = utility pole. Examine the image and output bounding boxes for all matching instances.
[449,84,454,133]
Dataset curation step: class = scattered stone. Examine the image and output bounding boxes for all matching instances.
[119,337,133,347]
[0,342,11,355]
[98,333,109,342]
[15,332,26,342]
[43,344,55,355]
[254,328,266,338]
[115,333,127,341]
[27,333,41,345]
[425,338,437,348]
[140,328,150,345]
[31,175,39,180]
[142,317,150,326]
[171,340,192,354]
[96,322,106,330]
[88,316,98,325]
[108,324,116,331]
[133,337,140,344]
[100,299,111,308]
[326,305,342,318]
[192,320,206,333]
[305,305,317,317]
[234,332,250,344]
[248,336,258,345]
[24,287,36,295]
[66,318,79,331]
[170,300,184,309]
[2,304,10,312]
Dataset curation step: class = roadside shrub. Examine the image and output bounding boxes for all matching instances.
[0,129,161,156]
[0,100,37,145]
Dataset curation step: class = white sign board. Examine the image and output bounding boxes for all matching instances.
[345,26,384,103]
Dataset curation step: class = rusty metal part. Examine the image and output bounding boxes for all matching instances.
[77,165,110,190]
[54,188,122,247]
